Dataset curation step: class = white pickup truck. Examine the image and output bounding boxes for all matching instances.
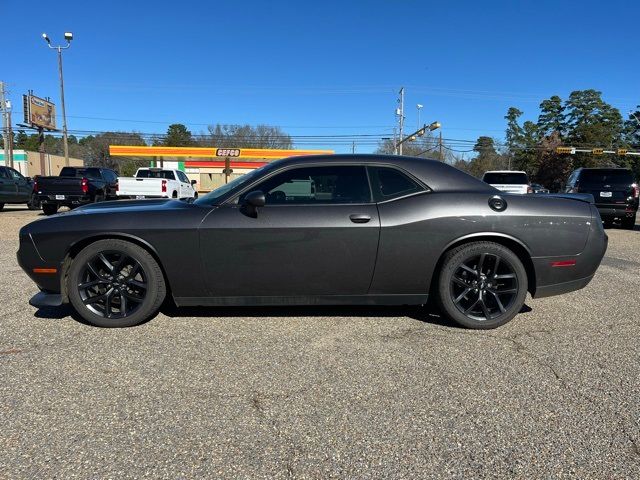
[117,168,197,200]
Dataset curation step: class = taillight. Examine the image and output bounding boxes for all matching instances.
[115,182,119,192]
[632,183,639,198]
[161,179,167,193]
[527,185,533,194]
[81,177,89,194]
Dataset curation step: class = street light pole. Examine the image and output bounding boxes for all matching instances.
[416,104,423,130]
[42,32,73,166]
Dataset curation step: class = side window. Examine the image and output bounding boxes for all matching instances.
[368,166,425,202]
[8,168,24,181]
[243,165,371,205]
[0,167,9,179]
[178,171,190,183]
[567,170,577,186]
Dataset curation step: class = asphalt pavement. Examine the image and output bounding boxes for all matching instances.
[1,206,639,478]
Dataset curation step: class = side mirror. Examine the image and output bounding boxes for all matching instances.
[190,180,197,186]
[244,190,266,207]
[242,190,265,218]
[26,177,32,182]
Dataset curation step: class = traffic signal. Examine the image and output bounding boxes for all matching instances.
[592,148,604,155]
[617,148,628,156]
[556,147,574,154]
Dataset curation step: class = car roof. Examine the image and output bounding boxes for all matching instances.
[483,170,527,174]
[578,167,631,172]
[268,154,495,193]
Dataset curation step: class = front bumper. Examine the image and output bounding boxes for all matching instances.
[29,291,64,307]
[17,231,64,294]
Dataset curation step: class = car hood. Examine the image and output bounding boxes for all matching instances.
[68,198,191,215]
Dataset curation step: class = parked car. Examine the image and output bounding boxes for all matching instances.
[531,183,550,194]
[564,167,638,229]
[35,166,119,216]
[116,168,197,200]
[19,154,607,330]
[0,166,40,211]
[482,171,532,194]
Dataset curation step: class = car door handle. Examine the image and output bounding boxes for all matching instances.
[349,214,371,223]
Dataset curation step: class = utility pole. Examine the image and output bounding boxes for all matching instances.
[7,108,13,169]
[351,141,356,154]
[439,130,443,161]
[397,88,405,155]
[42,32,73,166]
[1,82,8,167]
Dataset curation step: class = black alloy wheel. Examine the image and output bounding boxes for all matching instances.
[450,253,518,321]
[68,239,166,327]
[437,241,528,329]
[78,251,147,319]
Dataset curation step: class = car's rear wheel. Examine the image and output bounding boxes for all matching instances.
[437,241,528,329]
[0,203,4,211]
[27,195,41,210]
[67,239,166,327]
[622,214,636,230]
[42,203,58,216]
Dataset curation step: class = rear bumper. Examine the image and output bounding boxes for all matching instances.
[595,204,637,219]
[38,194,92,206]
[534,274,595,298]
[532,207,608,299]
[116,194,168,199]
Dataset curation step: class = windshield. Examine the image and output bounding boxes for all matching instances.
[194,164,270,205]
[580,169,633,186]
[482,172,529,184]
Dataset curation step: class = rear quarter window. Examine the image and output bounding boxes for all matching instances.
[369,166,425,201]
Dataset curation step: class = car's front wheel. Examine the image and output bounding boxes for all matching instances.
[67,239,166,327]
[437,241,528,329]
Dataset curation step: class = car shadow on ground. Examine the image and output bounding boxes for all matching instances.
[31,302,533,329]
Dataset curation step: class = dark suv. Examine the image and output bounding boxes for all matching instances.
[565,167,638,229]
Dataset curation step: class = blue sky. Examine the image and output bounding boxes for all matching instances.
[3,0,639,153]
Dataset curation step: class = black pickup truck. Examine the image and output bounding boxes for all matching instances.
[565,167,638,229]
[35,166,119,215]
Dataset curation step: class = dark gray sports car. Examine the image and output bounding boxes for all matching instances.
[18,154,607,329]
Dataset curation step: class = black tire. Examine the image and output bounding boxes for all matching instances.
[67,239,166,328]
[193,192,198,199]
[42,203,59,216]
[172,191,178,199]
[436,241,528,329]
[622,215,636,230]
[27,195,41,210]
[0,203,4,211]
[93,192,105,203]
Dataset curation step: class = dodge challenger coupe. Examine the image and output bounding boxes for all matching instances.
[18,154,608,329]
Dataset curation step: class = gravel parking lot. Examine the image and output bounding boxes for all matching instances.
[1,206,639,479]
